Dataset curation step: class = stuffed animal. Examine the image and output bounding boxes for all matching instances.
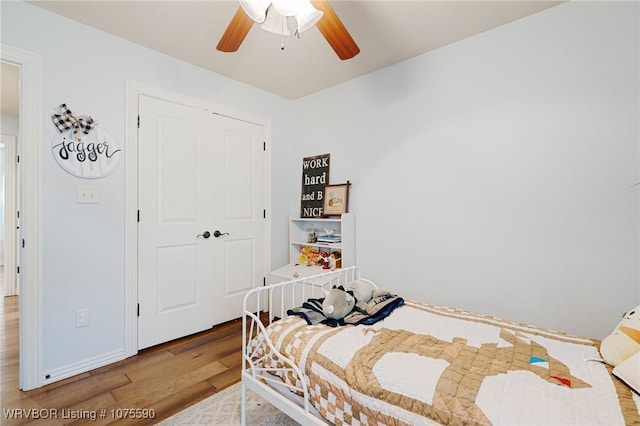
[299,246,320,265]
[332,251,342,269]
[345,279,389,313]
[321,254,337,270]
[600,304,640,367]
[318,252,332,269]
[322,285,355,320]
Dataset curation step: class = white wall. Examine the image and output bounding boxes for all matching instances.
[0,113,19,136]
[1,1,294,377]
[292,1,639,339]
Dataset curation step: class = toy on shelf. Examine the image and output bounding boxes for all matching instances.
[319,253,336,270]
[298,246,319,265]
[299,246,342,269]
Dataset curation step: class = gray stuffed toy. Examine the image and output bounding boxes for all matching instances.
[322,285,355,320]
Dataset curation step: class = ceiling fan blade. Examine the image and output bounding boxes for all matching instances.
[216,7,254,53]
[310,0,360,60]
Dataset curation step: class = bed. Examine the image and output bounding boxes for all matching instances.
[241,266,640,425]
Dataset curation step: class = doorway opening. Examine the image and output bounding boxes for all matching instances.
[1,63,19,296]
[0,61,20,399]
[1,44,44,391]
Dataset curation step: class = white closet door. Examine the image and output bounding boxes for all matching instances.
[137,95,265,349]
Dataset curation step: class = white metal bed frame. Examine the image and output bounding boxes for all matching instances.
[241,266,364,425]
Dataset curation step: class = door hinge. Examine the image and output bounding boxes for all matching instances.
[17,266,19,274]
[263,141,266,151]
[137,115,140,129]
[17,210,20,219]
[137,304,140,317]
[263,209,266,219]
[137,210,140,222]
[22,239,25,248]
[263,277,266,286]
[16,155,19,163]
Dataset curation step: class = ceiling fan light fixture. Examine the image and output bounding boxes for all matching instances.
[238,0,270,23]
[270,0,299,17]
[218,0,359,60]
[249,0,322,36]
[260,6,293,36]
[292,1,323,33]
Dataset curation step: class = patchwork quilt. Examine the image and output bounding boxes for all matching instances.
[249,299,640,425]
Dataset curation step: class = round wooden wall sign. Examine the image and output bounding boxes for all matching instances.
[51,127,122,178]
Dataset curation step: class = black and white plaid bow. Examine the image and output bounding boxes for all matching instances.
[51,104,96,139]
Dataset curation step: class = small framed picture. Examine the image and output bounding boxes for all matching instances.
[323,182,350,216]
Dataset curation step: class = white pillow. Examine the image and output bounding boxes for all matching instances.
[613,351,640,393]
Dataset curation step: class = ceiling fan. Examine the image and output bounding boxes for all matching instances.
[216,0,360,60]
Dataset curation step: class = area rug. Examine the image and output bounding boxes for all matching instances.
[157,382,301,426]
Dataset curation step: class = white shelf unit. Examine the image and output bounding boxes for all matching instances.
[269,213,355,283]
[288,213,354,267]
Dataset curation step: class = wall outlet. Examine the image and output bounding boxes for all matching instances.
[77,187,98,204]
[76,309,90,327]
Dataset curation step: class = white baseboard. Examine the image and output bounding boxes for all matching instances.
[41,349,127,385]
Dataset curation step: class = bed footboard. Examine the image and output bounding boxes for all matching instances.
[241,266,361,425]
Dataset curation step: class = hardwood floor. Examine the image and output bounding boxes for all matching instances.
[1,291,246,425]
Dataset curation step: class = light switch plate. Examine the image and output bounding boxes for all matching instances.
[77,187,98,204]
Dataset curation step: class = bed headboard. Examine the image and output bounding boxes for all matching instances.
[243,266,361,324]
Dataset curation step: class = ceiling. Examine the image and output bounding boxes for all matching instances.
[20,1,563,101]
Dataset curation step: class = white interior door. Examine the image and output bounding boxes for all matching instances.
[209,116,265,325]
[137,95,265,349]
